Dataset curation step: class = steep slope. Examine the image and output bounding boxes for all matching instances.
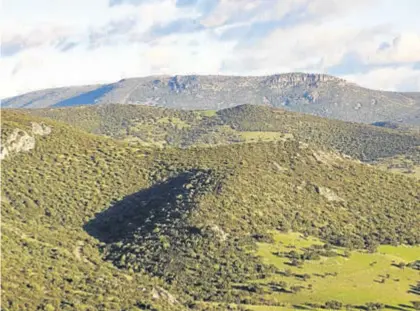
[29,104,420,162]
[3,73,420,125]
[2,110,420,310]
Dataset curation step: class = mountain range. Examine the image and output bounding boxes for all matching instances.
[3,73,420,126]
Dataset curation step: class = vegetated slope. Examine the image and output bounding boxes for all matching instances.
[374,153,420,180]
[1,111,186,311]
[3,73,420,125]
[2,110,420,310]
[88,141,420,306]
[29,104,420,162]
[371,120,420,132]
[218,105,420,162]
[28,104,241,148]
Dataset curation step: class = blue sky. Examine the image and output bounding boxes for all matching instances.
[1,0,420,97]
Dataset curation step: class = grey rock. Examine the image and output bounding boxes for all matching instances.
[2,73,420,125]
[31,122,52,136]
[0,129,35,160]
[0,122,52,160]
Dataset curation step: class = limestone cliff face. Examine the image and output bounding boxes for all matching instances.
[0,122,52,160]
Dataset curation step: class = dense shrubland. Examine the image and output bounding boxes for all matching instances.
[30,104,420,162]
[2,110,419,310]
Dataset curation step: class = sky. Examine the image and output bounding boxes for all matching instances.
[1,0,420,98]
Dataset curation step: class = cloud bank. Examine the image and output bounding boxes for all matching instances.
[1,0,420,97]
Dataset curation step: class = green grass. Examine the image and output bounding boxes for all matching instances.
[255,233,420,308]
[245,306,321,311]
[375,155,420,180]
[378,245,420,262]
[198,110,217,117]
[270,232,324,248]
[240,131,293,142]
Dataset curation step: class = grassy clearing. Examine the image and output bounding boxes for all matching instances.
[255,233,420,309]
[198,110,217,117]
[378,245,420,262]
[156,116,191,129]
[375,155,420,180]
[240,131,293,142]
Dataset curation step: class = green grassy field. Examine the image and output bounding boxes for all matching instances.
[251,233,420,310]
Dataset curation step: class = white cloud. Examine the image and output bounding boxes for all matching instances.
[222,23,375,73]
[343,66,420,92]
[1,0,420,98]
[371,33,420,64]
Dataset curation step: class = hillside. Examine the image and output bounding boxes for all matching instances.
[2,110,420,311]
[3,73,420,125]
[29,104,420,163]
[1,111,187,311]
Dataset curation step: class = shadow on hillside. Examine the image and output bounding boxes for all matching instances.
[83,170,205,244]
[408,283,420,295]
[354,305,412,311]
[53,84,114,107]
[292,305,312,310]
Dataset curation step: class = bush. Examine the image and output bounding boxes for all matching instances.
[324,300,343,310]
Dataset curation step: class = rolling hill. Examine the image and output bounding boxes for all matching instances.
[28,104,420,164]
[2,109,420,311]
[3,73,420,126]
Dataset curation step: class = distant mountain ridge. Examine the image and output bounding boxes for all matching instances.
[3,73,420,125]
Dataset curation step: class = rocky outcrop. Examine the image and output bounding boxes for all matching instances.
[316,186,344,202]
[168,75,200,93]
[0,129,35,160]
[209,224,229,241]
[151,287,180,305]
[32,122,52,136]
[0,122,52,160]
[262,73,347,88]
